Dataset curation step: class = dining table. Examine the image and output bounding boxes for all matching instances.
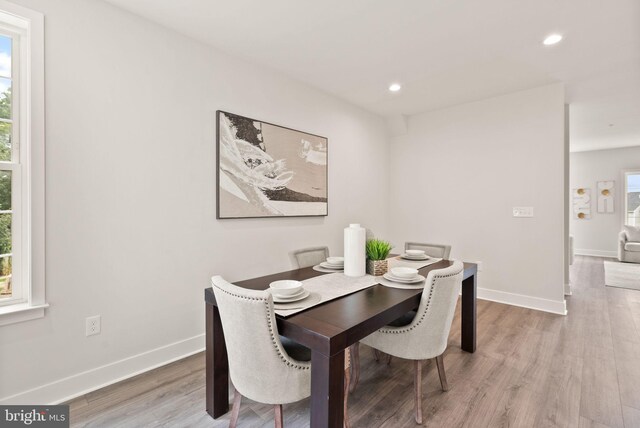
[204,259,478,428]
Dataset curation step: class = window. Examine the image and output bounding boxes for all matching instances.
[0,1,45,326]
[624,170,640,226]
[0,31,17,305]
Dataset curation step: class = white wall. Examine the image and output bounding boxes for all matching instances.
[0,0,389,403]
[388,84,566,314]
[570,146,640,257]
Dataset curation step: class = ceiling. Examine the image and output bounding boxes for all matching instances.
[104,0,640,152]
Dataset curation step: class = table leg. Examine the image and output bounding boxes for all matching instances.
[461,273,477,353]
[311,349,345,428]
[206,303,229,418]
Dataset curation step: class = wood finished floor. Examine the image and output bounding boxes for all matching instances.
[67,256,640,427]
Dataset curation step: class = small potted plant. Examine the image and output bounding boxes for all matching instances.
[366,239,393,276]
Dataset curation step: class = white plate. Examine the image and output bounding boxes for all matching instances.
[386,272,419,282]
[272,287,306,300]
[319,262,344,270]
[324,262,344,268]
[272,289,311,303]
[383,273,425,284]
[400,254,430,261]
[390,267,419,279]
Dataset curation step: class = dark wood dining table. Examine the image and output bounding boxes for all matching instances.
[204,259,478,428]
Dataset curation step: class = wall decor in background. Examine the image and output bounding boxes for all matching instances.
[572,188,591,219]
[597,180,615,213]
[216,111,328,219]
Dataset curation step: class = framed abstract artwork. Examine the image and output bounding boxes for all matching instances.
[597,180,614,213]
[572,188,591,219]
[216,111,328,219]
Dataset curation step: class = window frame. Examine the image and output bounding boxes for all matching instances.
[0,26,23,307]
[0,0,45,326]
[622,169,640,227]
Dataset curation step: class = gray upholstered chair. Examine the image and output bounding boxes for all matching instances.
[211,276,351,428]
[365,241,452,367]
[405,242,452,259]
[619,226,640,263]
[352,261,463,424]
[293,246,330,268]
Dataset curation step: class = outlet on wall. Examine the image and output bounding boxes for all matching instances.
[85,315,101,337]
[513,206,534,217]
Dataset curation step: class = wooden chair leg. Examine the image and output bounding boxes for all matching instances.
[373,348,381,362]
[344,360,351,428]
[435,354,449,391]
[349,343,360,393]
[386,354,393,365]
[274,404,283,428]
[229,389,242,428]
[414,360,423,424]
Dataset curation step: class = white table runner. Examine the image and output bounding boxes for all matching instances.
[388,256,442,270]
[274,273,378,317]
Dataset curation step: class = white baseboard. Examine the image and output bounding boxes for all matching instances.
[0,334,205,405]
[575,249,617,258]
[477,287,567,315]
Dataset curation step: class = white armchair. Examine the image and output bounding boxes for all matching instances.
[619,226,640,263]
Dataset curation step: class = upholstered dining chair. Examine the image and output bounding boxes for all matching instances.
[405,242,452,260]
[292,246,330,268]
[366,242,452,368]
[210,276,351,428]
[350,261,463,424]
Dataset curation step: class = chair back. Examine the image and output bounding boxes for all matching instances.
[293,246,329,268]
[210,276,310,404]
[405,242,451,259]
[413,261,462,357]
[376,261,463,360]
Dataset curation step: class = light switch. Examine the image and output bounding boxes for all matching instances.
[513,207,534,217]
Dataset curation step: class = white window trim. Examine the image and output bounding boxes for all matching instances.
[622,169,640,227]
[0,0,45,326]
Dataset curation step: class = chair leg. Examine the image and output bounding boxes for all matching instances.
[229,389,242,428]
[274,404,283,428]
[386,354,393,365]
[373,348,381,362]
[435,354,449,391]
[344,360,351,428]
[414,360,423,424]
[349,343,360,393]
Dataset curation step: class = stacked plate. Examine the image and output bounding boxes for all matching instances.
[383,267,425,284]
[319,256,344,271]
[400,249,430,261]
[269,280,310,303]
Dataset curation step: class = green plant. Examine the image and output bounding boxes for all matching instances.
[366,239,393,260]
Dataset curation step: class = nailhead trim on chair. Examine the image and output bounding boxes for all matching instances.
[211,282,310,371]
[378,268,463,334]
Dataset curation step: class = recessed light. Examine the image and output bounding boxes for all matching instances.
[389,83,401,92]
[543,34,563,46]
